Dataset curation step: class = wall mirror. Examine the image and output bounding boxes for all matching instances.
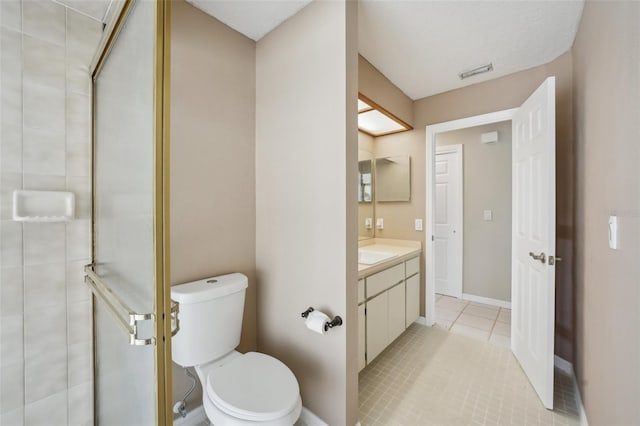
[375,155,411,202]
[358,149,375,240]
[358,159,373,203]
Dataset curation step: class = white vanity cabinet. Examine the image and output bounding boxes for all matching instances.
[405,274,420,326]
[357,279,366,371]
[358,303,366,371]
[388,283,406,341]
[405,257,420,326]
[365,291,389,362]
[359,255,421,370]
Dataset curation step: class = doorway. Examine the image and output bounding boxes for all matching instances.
[431,121,514,345]
[426,109,517,327]
[425,76,558,409]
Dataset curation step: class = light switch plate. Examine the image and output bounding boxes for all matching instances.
[483,210,493,221]
[415,219,423,231]
[608,215,618,249]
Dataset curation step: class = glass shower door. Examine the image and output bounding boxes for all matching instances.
[87,0,172,424]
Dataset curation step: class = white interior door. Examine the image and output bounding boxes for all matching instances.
[511,76,556,409]
[434,145,463,298]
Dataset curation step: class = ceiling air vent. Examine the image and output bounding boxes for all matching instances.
[459,63,494,80]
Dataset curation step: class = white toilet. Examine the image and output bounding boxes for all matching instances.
[171,273,302,426]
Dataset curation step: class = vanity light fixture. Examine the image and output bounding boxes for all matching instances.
[459,62,494,80]
[358,94,413,137]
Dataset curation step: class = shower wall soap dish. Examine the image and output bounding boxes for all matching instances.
[12,190,75,222]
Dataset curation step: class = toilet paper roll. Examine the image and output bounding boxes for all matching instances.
[305,310,330,335]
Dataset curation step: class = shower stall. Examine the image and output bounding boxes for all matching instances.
[0,0,177,422]
[85,0,174,423]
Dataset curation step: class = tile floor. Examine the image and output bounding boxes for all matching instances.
[435,295,511,348]
[359,324,580,426]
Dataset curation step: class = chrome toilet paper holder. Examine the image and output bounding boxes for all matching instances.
[301,307,343,332]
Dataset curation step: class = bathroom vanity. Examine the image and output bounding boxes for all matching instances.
[357,239,421,371]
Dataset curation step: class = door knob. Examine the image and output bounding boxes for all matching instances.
[549,255,563,266]
[529,251,546,264]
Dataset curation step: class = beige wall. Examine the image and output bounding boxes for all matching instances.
[255,1,359,425]
[375,52,575,360]
[359,55,414,126]
[170,0,256,413]
[436,121,512,302]
[572,1,640,424]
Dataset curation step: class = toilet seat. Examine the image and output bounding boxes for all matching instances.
[205,352,300,422]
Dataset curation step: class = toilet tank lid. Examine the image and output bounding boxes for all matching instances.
[171,273,248,304]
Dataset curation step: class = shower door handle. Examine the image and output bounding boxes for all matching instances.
[84,264,156,346]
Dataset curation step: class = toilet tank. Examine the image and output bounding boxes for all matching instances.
[171,273,248,367]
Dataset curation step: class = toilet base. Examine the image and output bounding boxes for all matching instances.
[202,392,302,426]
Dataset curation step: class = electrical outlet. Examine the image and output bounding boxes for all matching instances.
[376,218,384,230]
[415,219,423,231]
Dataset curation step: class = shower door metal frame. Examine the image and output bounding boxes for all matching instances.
[89,0,173,423]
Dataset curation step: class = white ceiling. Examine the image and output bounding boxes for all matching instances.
[54,0,113,22]
[55,1,585,101]
[186,0,312,41]
[359,0,584,100]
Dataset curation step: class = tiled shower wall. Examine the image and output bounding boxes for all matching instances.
[0,1,102,424]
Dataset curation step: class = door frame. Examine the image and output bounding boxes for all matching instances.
[425,108,517,326]
[434,144,464,299]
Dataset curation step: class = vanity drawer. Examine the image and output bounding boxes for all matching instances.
[366,263,404,297]
[406,256,420,277]
[358,279,365,304]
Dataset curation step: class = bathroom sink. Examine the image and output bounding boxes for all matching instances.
[358,249,398,265]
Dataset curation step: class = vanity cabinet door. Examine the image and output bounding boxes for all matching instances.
[405,274,420,326]
[388,283,406,342]
[358,304,366,371]
[406,256,420,277]
[366,292,388,363]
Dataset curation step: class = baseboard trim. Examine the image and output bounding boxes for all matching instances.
[462,293,511,309]
[173,405,205,426]
[554,356,588,426]
[300,406,328,426]
[424,314,435,326]
[414,316,428,326]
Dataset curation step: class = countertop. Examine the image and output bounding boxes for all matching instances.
[358,238,422,279]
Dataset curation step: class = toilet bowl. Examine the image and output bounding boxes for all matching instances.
[171,273,302,426]
[196,352,302,425]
